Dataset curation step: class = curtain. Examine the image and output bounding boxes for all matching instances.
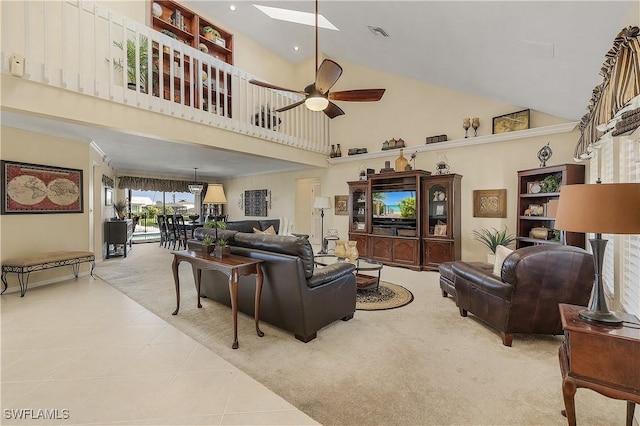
[118,176,208,194]
[574,26,640,160]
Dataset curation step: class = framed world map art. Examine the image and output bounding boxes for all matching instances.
[1,160,83,214]
[473,189,506,218]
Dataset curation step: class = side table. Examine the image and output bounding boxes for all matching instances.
[171,250,264,349]
[558,303,639,425]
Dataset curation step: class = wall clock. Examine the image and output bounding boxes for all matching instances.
[492,109,530,134]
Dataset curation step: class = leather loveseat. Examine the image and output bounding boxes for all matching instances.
[189,228,356,342]
[440,245,594,346]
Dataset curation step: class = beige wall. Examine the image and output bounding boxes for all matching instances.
[0,127,99,290]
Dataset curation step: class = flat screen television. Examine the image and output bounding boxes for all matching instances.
[372,190,416,221]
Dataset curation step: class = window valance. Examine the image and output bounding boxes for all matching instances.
[574,26,639,160]
[117,176,208,193]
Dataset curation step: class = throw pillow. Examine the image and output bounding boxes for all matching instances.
[493,245,514,277]
[253,225,276,235]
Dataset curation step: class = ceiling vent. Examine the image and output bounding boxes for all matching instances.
[368,26,389,37]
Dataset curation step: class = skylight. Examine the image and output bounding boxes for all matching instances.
[253,4,339,31]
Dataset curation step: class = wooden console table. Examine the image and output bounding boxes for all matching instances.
[558,303,640,425]
[171,250,264,349]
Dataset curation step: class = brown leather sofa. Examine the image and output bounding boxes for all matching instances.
[189,228,356,342]
[444,245,594,346]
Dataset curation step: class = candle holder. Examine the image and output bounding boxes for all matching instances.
[463,118,471,138]
[472,117,480,137]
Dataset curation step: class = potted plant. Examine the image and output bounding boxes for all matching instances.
[202,235,215,254]
[203,220,227,242]
[110,35,151,93]
[113,200,127,220]
[472,226,516,263]
[254,105,281,130]
[540,173,562,193]
[214,239,230,258]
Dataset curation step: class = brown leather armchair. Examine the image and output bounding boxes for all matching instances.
[452,245,594,346]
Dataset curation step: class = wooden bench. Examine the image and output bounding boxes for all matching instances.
[1,251,95,297]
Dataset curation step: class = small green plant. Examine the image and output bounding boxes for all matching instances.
[110,35,151,92]
[216,239,228,247]
[541,173,562,193]
[202,235,214,246]
[113,200,127,218]
[472,227,516,254]
[203,220,227,230]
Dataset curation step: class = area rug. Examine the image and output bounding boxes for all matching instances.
[356,281,413,310]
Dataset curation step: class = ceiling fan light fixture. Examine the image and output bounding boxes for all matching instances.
[305,96,329,111]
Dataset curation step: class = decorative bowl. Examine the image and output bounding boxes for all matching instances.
[188,214,200,222]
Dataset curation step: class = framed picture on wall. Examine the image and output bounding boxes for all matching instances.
[335,195,348,215]
[1,160,83,214]
[105,188,113,206]
[473,189,507,218]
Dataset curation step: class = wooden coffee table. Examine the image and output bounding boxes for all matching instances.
[314,255,383,291]
[171,250,264,349]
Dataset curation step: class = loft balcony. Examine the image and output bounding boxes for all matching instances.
[0,1,330,158]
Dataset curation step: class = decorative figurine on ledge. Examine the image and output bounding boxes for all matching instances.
[463,118,471,138]
[436,153,450,175]
[537,142,553,167]
[472,117,480,137]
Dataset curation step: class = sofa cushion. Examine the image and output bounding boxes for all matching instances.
[308,262,356,288]
[225,220,261,233]
[233,233,315,279]
[253,225,276,235]
[493,245,514,277]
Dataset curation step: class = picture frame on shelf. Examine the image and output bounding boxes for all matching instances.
[435,204,445,216]
[434,223,447,236]
[215,37,226,48]
[473,189,507,218]
[527,204,545,216]
[527,181,542,194]
[492,109,530,134]
[335,195,348,215]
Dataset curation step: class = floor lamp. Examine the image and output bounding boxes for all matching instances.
[314,196,332,254]
[554,182,640,325]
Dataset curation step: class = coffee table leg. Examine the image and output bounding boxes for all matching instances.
[171,257,180,315]
[229,272,239,349]
[255,265,264,338]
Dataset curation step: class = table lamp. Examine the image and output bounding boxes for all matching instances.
[203,184,227,220]
[314,196,332,254]
[554,182,640,325]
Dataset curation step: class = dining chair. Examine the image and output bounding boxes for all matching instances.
[174,214,188,249]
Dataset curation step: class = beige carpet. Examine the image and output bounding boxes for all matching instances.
[96,243,627,425]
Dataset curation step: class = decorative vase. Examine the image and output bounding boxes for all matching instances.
[204,245,214,254]
[214,245,230,258]
[330,145,336,158]
[347,241,359,262]
[152,2,163,18]
[335,240,347,259]
[336,144,342,157]
[395,148,408,171]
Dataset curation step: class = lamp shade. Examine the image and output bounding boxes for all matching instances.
[314,196,332,209]
[554,183,640,234]
[203,184,227,204]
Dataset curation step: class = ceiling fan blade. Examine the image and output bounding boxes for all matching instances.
[315,59,343,94]
[323,101,345,119]
[275,100,305,113]
[329,89,386,102]
[249,79,306,95]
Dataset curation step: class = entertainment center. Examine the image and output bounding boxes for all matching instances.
[347,170,462,271]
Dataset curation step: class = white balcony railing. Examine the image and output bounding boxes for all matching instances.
[1,0,330,154]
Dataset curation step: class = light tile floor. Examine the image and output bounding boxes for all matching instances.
[1,274,319,425]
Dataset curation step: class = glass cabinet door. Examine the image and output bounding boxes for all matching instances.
[428,184,448,237]
[350,187,367,233]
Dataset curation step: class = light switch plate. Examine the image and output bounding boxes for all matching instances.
[10,54,24,77]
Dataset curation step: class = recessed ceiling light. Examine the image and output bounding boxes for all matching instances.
[229,5,236,12]
[253,4,339,31]
[293,45,300,52]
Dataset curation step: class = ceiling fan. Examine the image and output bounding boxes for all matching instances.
[249,0,385,119]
